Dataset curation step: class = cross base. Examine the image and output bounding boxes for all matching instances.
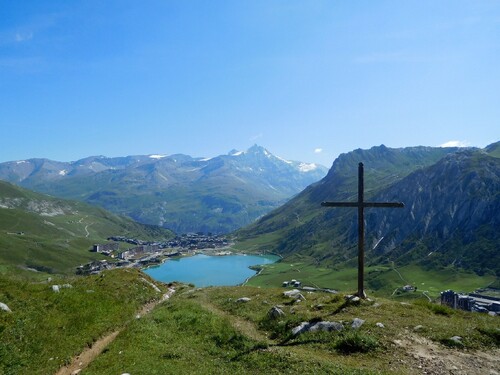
[356,290,367,299]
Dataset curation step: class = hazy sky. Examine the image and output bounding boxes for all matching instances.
[1,1,498,167]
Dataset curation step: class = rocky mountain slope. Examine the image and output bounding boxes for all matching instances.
[0,180,173,274]
[236,143,500,276]
[0,145,327,234]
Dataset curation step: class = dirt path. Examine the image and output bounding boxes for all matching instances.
[84,223,92,238]
[195,295,269,343]
[55,287,175,375]
[393,331,500,375]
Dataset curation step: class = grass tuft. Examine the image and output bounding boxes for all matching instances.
[477,327,500,345]
[413,299,454,316]
[333,331,380,354]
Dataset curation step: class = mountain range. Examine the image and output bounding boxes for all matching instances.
[236,142,500,276]
[0,145,327,234]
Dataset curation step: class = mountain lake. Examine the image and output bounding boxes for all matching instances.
[144,253,279,287]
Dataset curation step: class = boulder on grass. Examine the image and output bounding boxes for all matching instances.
[267,306,285,319]
[0,302,11,313]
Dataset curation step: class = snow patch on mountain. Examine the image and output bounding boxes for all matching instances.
[59,170,67,176]
[274,155,292,164]
[149,154,167,159]
[298,163,317,172]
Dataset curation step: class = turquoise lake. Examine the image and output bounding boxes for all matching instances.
[144,254,278,287]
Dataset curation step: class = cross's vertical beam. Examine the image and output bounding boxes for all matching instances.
[357,162,366,298]
[321,162,404,299]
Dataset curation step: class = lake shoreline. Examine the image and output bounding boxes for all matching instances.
[143,252,279,287]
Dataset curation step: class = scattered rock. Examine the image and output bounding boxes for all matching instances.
[61,284,73,289]
[488,311,497,317]
[51,285,60,293]
[344,295,361,304]
[400,302,411,306]
[71,369,81,375]
[414,325,425,332]
[267,306,285,319]
[351,318,365,329]
[372,303,381,308]
[450,336,462,343]
[236,297,251,303]
[283,289,306,301]
[309,321,344,333]
[292,321,344,336]
[283,289,301,297]
[292,322,310,336]
[0,302,12,313]
[376,322,385,328]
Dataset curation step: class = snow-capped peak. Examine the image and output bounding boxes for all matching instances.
[229,150,244,156]
[149,154,167,159]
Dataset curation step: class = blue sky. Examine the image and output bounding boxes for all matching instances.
[1,1,498,167]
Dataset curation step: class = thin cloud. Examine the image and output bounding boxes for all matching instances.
[15,32,33,43]
[439,140,469,148]
[314,148,323,153]
[250,133,263,141]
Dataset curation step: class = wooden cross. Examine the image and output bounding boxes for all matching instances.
[321,162,404,298]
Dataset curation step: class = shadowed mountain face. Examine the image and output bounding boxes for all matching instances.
[236,142,500,276]
[0,145,327,234]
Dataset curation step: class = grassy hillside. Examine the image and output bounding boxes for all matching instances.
[0,268,168,375]
[1,269,498,374]
[83,285,499,374]
[0,180,173,275]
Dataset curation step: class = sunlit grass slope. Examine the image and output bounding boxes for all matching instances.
[0,268,167,375]
[245,259,496,299]
[0,180,173,275]
[85,285,500,374]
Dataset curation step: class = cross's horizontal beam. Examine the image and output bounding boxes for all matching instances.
[321,201,404,208]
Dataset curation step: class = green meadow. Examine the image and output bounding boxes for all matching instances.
[246,260,496,299]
